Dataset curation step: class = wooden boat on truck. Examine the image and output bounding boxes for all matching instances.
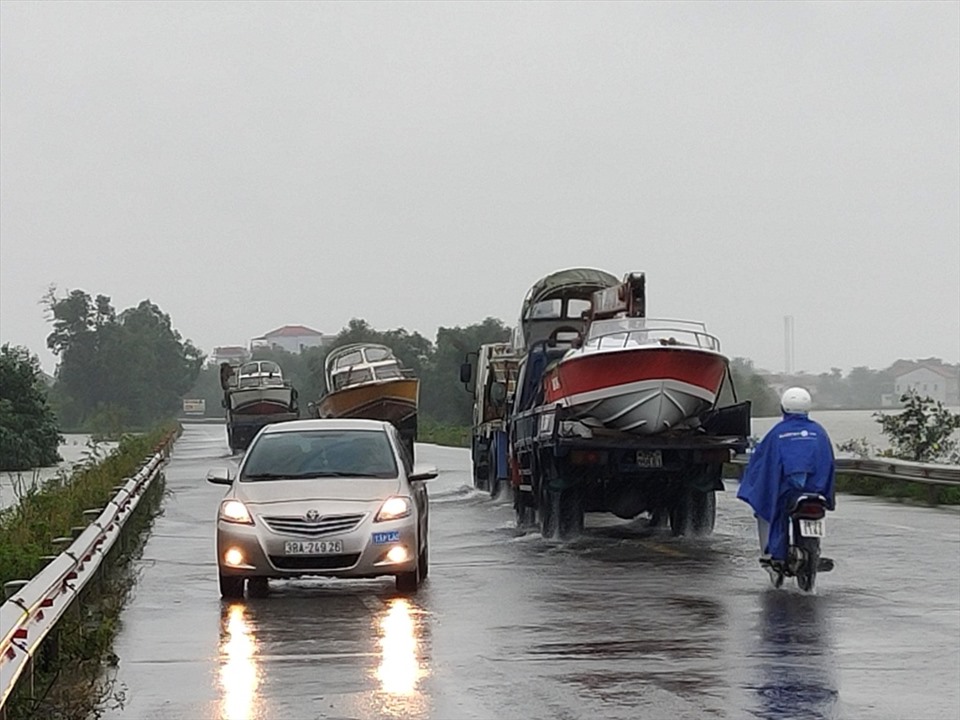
[507,268,751,539]
[221,360,300,453]
[312,343,420,460]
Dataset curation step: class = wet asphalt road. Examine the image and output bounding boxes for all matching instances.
[101,423,960,720]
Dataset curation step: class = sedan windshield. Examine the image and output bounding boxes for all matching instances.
[241,429,398,480]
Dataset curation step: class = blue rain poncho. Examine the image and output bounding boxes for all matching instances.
[736,413,836,560]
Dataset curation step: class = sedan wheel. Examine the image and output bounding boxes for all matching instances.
[219,573,244,599]
[418,543,429,580]
[395,535,422,593]
[247,577,269,598]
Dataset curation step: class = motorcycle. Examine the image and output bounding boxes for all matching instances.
[760,493,834,591]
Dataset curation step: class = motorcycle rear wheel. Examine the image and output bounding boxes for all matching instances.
[795,536,820,592]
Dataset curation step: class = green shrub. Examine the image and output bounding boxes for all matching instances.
[0,423,178,587]
[417,418,471,448]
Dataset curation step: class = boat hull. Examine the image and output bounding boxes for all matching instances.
[228,386,297,414]
[543,347,727,434]
[315,378,419,426]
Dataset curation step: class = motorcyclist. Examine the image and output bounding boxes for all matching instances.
[737,387,836,579]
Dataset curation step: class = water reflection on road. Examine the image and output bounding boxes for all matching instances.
[219,604,263,720]
[374,598,430,718]
[747,591,839,720]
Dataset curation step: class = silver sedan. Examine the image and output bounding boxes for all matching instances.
[206,418,435,598]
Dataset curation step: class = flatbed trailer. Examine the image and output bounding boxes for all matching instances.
[511,400,751,538]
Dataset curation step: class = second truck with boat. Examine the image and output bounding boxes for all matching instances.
[220,360,300,453]
[463,267,751,538]
[309,343,421,461]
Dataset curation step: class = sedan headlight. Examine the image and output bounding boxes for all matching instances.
[375,496,412,522]
[219,499,254,525]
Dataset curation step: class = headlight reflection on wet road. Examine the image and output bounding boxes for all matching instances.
[219,603,262,720]
[374,597,428,717]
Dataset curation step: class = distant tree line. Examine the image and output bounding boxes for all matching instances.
[43,288,204,433]
[0,344,62,470]
[808,366,893,409]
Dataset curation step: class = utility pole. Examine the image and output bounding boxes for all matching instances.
[784,315,795,375]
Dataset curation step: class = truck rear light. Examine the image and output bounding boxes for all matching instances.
[697,449,732,464]
[570,450,608,465]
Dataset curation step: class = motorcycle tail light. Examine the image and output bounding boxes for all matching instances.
[794,502,826,520]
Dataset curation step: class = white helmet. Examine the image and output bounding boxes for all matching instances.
[781,386,812,414]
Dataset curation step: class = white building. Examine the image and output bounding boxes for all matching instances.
[251,325,334,354]
[894,364,960,405]
[210,345,251,366]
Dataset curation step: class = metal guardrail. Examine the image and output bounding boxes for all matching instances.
[731,454,960,486]
[0,433,177,714]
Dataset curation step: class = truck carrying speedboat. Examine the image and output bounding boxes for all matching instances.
[507,268,751,538]
[221,360,299,452]
[312,343,420,459]
[534,272,729,435]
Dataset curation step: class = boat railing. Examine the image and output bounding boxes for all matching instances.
[585,318,721,352]
[237,375,286,389]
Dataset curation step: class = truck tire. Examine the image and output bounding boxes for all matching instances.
[541,486,584,539]
[487,449,502,498]
[690,489,716,536]
[539,485,558,539]
[515,488,536,529]
[557,487,584,539]
[670,487,716,536]
[669,489,690,536]
[473,440,489,491]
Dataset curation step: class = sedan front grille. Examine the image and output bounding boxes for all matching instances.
[269,554,361,571]
[261,513,365,538]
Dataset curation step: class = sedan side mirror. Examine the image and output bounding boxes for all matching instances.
[206,467,234,485]
[409,466,438,482]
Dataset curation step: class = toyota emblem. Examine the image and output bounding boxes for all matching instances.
[305,509,321,522]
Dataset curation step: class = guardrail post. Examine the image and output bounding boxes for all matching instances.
[51,536,73,555]
[82,508,103,524]
[2,580,28,600]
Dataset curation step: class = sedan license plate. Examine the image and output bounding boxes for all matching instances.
[799,519,826,538]
[636,450,663,468]
[284,540,343,555]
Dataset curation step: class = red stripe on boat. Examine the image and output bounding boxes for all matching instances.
[544,348,726,403]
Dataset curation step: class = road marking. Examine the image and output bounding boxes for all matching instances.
[649,543,688,558]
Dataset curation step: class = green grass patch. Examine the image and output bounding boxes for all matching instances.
[3,463,168,720]
[417,418,471,448]
[723,464,959,505]
[0,423,179,587]
[835,472,960,506]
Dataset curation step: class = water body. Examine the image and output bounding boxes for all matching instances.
[0,434,118,511]
[752,408,960,454]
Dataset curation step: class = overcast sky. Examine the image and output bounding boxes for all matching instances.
[1,1,958,376]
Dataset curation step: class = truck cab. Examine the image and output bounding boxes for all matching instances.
[460,342,519,495]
